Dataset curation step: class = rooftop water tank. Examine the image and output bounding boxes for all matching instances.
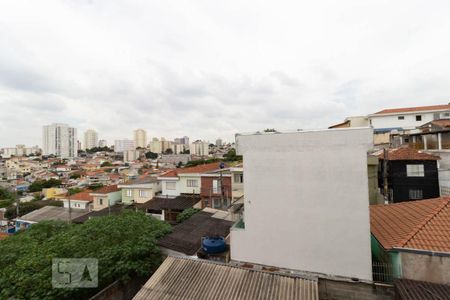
[202,236,226,254]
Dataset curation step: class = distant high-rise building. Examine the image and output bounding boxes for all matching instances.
[42,123,77,158]
[216,139,223,147]
[181,136,189,145]
[1,145,40,158]
[98,140,108,147]
[134,129,147,148]
[189,140,209,156]
[149,139,162,153]
[84,129,98,150]
[114,139,135,153]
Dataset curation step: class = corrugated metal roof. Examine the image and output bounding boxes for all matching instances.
[395,279,450,300]
[133,256,319,300]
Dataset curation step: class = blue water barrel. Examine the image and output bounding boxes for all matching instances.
[202,237,226,254]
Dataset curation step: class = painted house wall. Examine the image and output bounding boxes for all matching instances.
[160,179,180,197]
[62,200,90,210]
[92,191,121,211]
[231,128,373,281]
[120,183,161,204]
[369,112,444,129]
[399,251,450,284]
[200,176,232,209]
[179,175,201,194]
[378,160,440,202]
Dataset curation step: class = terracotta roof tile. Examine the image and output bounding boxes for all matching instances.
[374,104,450,115]
[376,147,440,161]
[69,190,94,202]
[159,162,225,178]
[91,185,120,194]
[370,197,450,252]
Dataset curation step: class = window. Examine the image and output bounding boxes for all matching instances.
[213,198,221,209]
[166,182,176,190]
[406,164,424,177]
[187,179,198,187]
[212,179,221,193]
[416,115,422,121]
[99,198,103,205]
[139,190,149,197]
[126,189,132,197]
[234,173,244,183]
[398,116,404,120]
[409,189,423,200]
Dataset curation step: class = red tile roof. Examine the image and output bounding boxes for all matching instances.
[377,147,440,161]
[430,119,450,128]
[159,162,225,178]
[370,197,450,252]
[69,190,94,202]
[90,185,120,194]
[374,104,450,115]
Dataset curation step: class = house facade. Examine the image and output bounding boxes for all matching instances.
[118,176,161,205]
[368,104,450,130]
[89,185,122,211]
[231,128,373,281]
[376,148,440,203]
[158,163,225,197]
[62,191,93,210]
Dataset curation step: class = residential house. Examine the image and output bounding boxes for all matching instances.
[200,165,243,210]
[368,104,450,144]
[158,162,225,197]
[136,194,200,222]
[62,190,93,210]
[89,185,122,211]
[43,187,67,200]
[118,176,161,205]
[231,128,374,281]
[376,148,440,203]
[371,198,450,284]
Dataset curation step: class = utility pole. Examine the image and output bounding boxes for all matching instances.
[15,190,20,218]
[68,193,72,224]
[383,148,389,203]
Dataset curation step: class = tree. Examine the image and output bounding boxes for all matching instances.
[4,200,63,219]
[145,151,158,159]
[164,148,173,155]
[68,187,83,195]
[176,161,183,168]
[70,173,81,179]
[176,208,201,223]
[185,158,219,168]
[28,179,62,193]
[100,161,113,167]
[181,149,190,154]
[263,128,277,132]
[223,149,242,162]
[0,211,171,299]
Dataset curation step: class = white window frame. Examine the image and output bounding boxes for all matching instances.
[139,190,148,197]
[166,181,176,190]
[234,174,243,183]
[126,189,132,197]
[186,179,198,187]
[409,189,423,200]
[406,164,424,177]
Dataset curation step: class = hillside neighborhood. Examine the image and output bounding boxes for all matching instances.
[0,104,449,299]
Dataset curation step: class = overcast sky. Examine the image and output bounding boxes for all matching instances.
[1,0,450,147]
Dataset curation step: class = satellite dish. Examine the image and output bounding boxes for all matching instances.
[219,162,225,169]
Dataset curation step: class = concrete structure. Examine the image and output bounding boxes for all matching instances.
[114,139,135,153]
[216,138,223,147]
[83,129,98,150]
[189,140,209,156]
[133,129,147,149]
[149,138,162,154]
[329,116,369,129]
[42,123,77,158]
[231,128,373,281]
[123,150,142,162]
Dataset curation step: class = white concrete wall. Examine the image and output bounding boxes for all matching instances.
[231,128,373,280]
[179,175,201,194]
[369,112,437,129]
[161,179,181,196]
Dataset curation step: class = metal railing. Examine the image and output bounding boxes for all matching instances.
[372,261,394,283]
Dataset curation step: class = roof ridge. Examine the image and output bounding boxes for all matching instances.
[398,199,450,248]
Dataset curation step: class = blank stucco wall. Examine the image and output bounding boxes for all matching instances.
[400,252,450,284]
[231,128,373,280]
